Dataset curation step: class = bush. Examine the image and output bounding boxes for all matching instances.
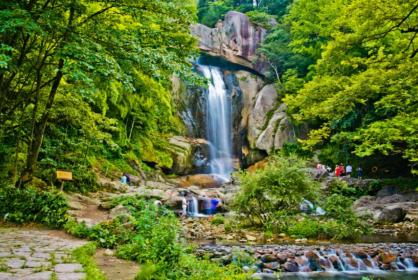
[0,185,68,227]
[232,155,319,227]
[65,196,249,279]
[211,214,225,225]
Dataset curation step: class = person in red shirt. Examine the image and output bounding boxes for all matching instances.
[335,165,341,177]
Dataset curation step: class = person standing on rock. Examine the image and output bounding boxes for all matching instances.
[339,163,345,176]
[335,165,341,177]
[357,166,363,179]
[181,196,188,217]
[346,164,353,177]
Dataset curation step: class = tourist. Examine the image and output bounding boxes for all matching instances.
[154,200,162,208]
[335,165,341,177]
[357,166,363,179]
[209,198,222,215]
[202,196,211,215]
[120,174,127,184]
[346,164,353,177]
[181,196,188,217]
[339,163,345,176]
[123,173,131,185]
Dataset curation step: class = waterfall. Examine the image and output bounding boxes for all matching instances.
[200,65,233,180]
[188,197,199,217]
[187,196,206,217]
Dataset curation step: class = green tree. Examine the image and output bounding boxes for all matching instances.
[0,0,198,186]
[232,155,319,227]
[285,0,418,173]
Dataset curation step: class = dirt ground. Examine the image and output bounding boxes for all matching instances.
[94,249,140,280]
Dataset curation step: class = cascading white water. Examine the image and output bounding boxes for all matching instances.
[200,65,233,180]
[188,197,199,217]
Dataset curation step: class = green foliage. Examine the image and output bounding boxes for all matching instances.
[72,243,107,280]
[0,185,68,227]
[65,197,248,279]
[232,154,319,227]
[246,11,276,29]
[285,201,371,241]
[210,214,225,225]
[0,0,199,188]
[327,179,363,198]
[280,0,418,174]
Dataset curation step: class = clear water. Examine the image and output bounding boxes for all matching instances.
[282,272,418,279]
[200,65,233,181]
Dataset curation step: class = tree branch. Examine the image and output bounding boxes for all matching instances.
[78,6,114,26]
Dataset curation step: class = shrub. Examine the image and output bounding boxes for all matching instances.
[0,185,68,227]
[232,155,319,227]
[65,196,249,279]
[211,214,225,225]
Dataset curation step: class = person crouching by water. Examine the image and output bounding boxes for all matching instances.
[209,197,222,215]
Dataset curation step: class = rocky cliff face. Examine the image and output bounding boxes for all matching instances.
[172,12,297,172]
[191,11,268,74]
[178,66,296,168]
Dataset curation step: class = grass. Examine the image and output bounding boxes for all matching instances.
[72,243,106,280]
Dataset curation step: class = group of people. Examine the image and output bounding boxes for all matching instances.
[316,163,363,178]
[334,163,363,178]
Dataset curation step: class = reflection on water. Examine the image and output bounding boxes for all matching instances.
[282,271,418,280]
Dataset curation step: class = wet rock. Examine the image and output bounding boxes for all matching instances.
[379,252,397,264]
[355,250,369,259]
[261,254,277,262]
[276,253,288,263]
[283,261,299,272]
[263,261,279,270]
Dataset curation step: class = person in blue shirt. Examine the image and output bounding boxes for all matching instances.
[209,198,221,215]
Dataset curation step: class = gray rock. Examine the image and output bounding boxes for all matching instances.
[0,273,17,280]
[21,272,52,280]
[248,84,278,147]
[167,136,210,175]
[377,205,407,223]
[6,258,25,269]
[191,11,269,74]
[54,263,83,273]
[25,261,50,268]
[109,204,130,219]
[56,273,86,280]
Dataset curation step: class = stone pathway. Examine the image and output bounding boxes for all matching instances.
[0,227,87,280]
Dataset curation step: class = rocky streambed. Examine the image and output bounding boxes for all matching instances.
[196,243,418,275]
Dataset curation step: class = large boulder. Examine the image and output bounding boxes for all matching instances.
[247,84,278,146]
[168,136,210,175]
[354,193,418,223]
[191,11,268,74]
[254,104,295,153]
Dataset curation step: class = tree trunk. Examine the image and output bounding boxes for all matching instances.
[17,59,64,187]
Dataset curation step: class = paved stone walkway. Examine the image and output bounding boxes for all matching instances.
[0,228,87,280]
